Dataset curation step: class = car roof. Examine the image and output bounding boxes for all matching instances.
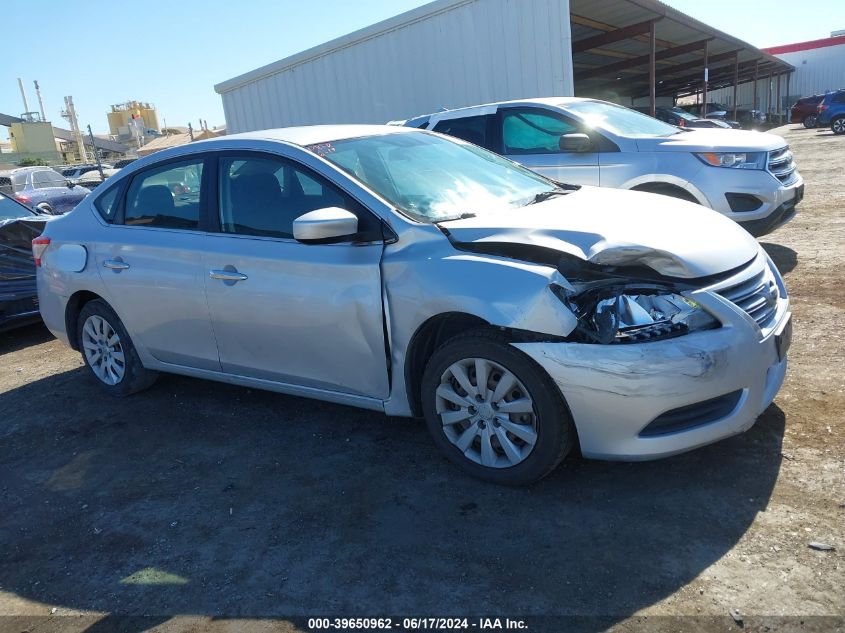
[219,124,416,147]
[406,97,601,121]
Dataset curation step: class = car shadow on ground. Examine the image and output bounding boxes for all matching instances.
[0,321,54,355]
[0,369,786,631]
[761,242,798,275]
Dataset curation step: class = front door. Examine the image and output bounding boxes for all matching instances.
[94,156,220,371]
[498,107,600,186]
[203,152,389,399]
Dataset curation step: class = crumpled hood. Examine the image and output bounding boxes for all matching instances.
[637,128,786,153]
[441,186,760,279]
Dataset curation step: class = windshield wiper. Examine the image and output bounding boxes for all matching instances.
[525,189,571,206]
[433,212,477,223]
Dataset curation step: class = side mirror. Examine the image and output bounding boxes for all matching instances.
[293,207,358,243]
[66,179,78,188]
[559,133,592,152]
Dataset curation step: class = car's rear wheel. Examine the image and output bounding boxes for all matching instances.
[77,300,157,396]
[832,116,845,135]
[803,114,817,128]
[35,203,53,214]
[421,329,575,485]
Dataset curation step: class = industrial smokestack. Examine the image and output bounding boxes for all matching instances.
[17,78,30,114]
[34,80,46,122]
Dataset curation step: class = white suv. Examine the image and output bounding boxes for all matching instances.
[401,97,804,236]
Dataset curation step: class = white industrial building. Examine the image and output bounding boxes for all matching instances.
[706,34,845,112]
[215,0,792,133]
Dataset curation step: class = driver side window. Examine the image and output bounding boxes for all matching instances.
[217,154,381,241]
[501,109,578,155]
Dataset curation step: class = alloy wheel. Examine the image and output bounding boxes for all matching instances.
[833,118,845,134]
[81,315,126,385]
[435,357,538,468]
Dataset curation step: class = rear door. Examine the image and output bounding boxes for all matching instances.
[202,151,389,398]
[94,156,220,371]
[495,106,600,186]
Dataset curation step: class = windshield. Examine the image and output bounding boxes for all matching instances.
[564,101,681,137]
[310,132,558,222]
[0,193,33,221]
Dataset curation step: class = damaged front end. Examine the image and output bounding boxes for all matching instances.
[447,236,739,346]
[553,282,719,345]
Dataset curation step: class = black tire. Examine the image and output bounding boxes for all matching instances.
[421,329,576,485]
[802,114,817,129]
[35,203,53,215]
[77,299,158,396]
[831,116,845,135]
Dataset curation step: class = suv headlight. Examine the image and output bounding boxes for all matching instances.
[567,289,719,344]
[695,152,766,170]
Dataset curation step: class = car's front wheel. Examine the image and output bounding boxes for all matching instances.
[421,330,575,485]
[803,114,817,128]
[832,116,845,135]
[35,202,53,215]
[77,299,158,396]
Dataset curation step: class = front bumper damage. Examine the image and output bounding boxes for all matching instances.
[513,253,790,460]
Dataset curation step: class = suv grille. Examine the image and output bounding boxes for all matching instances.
[768,146,797,185]
[717,264,779,328]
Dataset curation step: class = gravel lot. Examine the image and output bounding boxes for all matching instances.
[0,124,842,633]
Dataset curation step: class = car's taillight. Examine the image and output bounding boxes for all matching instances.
[14,194,31,206]
[678,119,685,127]
[32,237,50,267]
[819,104,828,112]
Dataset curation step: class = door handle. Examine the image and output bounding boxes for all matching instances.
[103,259,130,270]
[209,269,248,282]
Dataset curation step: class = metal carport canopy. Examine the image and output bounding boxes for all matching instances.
[569,0,793,105]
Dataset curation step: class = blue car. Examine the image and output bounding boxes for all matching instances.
[0,166,90,215]
[817,89,845,134]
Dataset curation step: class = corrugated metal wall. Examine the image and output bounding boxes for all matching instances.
[706,43,845,112]
[218,0,573,133]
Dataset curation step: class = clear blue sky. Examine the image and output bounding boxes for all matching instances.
[1,0,839,138]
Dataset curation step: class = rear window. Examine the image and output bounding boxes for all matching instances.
[0,193,32,221]
[94,183,122,223]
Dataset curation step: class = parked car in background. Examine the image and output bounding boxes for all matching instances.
[112,158,138,169]
[0,192,48,330]
[0,167,90,215]
[634,106,732,129]
[816,89,845,134]
[682,103,762,129]
[403,97,803,236]
[35,125,792,484]
[790,94,826,128]
[77,168,121,191]
[61,164,113,180]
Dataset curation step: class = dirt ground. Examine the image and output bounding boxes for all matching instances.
[0,125,842,633]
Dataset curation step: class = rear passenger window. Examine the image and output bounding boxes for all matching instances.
[218,155,380,241]
[94,184,121,223]
[124,160,204,229]
[833,92,845,103]
[433,115,490,147]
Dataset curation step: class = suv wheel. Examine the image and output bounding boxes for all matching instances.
[77,299,158,396]
[832,116,845,135]
[803,114,817,128]
[421,329,575,485]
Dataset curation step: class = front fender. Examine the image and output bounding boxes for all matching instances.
[382,239,577,416]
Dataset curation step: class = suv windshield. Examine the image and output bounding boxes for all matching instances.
[310,132,558,222]
[565,101,681,137]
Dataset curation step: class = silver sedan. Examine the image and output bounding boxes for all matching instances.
[35,125,791,484]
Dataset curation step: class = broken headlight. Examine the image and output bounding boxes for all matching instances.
[576,291,719,344]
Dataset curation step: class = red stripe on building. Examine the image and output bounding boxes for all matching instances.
[763,35,845,55]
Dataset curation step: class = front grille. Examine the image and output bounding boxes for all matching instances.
[640,390,743,437]
[768,146,797,185]
[717,263,779,329]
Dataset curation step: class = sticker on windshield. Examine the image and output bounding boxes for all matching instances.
[306,142,336,156]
